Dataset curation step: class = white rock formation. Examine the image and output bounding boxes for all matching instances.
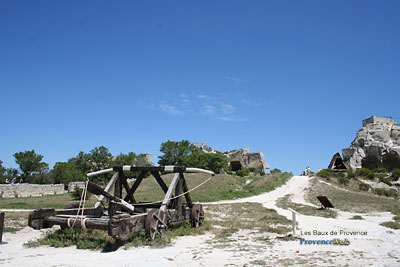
[192,142,270,171]
[342,116,400,171]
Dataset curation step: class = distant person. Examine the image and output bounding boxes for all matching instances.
[5,178,9,184]
[306,166,310,176]
[11,177,16,184]
[19,178,24,183]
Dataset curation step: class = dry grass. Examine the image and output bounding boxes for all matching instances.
[306,178,400,216]
[2,211,29,233]
[0,193,96,210]
[205,202,292,242]
[276,194,337,218]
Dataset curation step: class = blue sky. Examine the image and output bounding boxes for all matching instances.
[1,1,399,175]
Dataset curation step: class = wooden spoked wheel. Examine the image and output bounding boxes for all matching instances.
[145,209,167,240]
[191,204,205,228]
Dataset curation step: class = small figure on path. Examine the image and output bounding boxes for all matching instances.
[10,177,16,184]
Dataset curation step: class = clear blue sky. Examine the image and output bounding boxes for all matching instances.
[1,1,399,175]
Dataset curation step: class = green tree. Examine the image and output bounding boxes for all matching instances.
[13,150,48,182]
[87,146,113,172]
[52,162,85,186]
[0,160,5,181]
[158,140,193,166]
[183,150,229,174]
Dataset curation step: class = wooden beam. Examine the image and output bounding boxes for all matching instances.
[124,171,146,202]
[120,172,136,203]
[160,173,180,212]
[95,172,119,209]
[0,212,4,243]
[151,171,169,193]
[181,173,193,208]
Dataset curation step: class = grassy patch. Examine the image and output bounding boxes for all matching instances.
[205,202,292,241]
[0,194,96,210]
[276,194,337,218]
[306,178,400,216]
[131,172,293,203]
[350,215,364,220]
[2,211,29,233]
[380,221,400,230]
[25,220,211,251]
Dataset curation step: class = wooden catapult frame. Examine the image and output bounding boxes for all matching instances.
[28,166,214,240]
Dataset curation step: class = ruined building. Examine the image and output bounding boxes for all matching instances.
[192,142,270,171]
[342,116,400,171]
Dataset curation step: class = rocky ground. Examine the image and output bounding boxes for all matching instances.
[1,175,400,266]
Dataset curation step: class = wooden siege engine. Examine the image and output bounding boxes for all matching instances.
[28,166,214,240]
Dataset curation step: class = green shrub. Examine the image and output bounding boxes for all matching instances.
[359,182,370,191]
[236,169,250,177]
[317,169,332,178]
[338,177,349,186]
[379,177,393,186]
[375,188,397,198]
[347,172,356,179]
[333,172,345,178]
[71,186,91,201]
[374,168,387,173]
[270,168,281,173]
[226,170,233,175]
[391,169,400,180]
[356,168,375,179]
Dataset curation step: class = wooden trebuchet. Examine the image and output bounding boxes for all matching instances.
[28,166,215,240]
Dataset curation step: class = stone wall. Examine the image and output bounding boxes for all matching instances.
[67,182,86,193]
[0,184,66,198]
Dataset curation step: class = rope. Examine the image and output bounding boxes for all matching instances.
[69,178,89,229]
[132,174,214,206]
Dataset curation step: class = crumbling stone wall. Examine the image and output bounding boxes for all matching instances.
[0,184,66,198]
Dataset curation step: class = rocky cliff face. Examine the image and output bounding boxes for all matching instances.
[192,142,270,171]
[343,116,400,170]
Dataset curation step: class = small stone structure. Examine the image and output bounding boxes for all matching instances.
[342,116,400,171]
[0,184,66,198]
[68,181,86,193]
[192,142,270,171]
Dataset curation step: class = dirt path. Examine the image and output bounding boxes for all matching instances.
[1,175,400,266]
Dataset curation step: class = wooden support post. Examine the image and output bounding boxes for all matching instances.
[181,173,193,208]
[288,208,297,236]
[0,212,4,243]
[95,172,119,209]
[160,173,180,213]
[124,171,146,202]
[120,172,136,204]
[151,171,169,193]
[174,174,183,217]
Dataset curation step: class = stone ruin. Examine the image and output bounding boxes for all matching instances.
[192,142,270,171]
[342,116,400,171]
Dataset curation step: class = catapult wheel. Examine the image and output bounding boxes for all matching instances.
[191,204,205,228]
[145,209,167,240]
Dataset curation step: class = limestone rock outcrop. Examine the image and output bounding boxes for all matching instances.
[342,116,400,171]
[192,142,270,171]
